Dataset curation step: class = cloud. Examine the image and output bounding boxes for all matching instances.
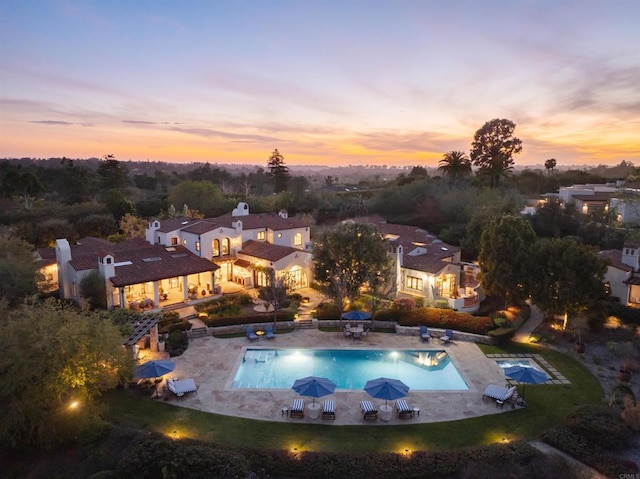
[29,120,74,125]
[170,126,282,144]
[122,120,172,125]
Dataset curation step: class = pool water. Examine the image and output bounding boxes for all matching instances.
[495,359,541,370]
[232,349,469,390]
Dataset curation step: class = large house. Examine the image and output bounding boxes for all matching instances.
[357,217,483,312]
[600,243,640,307]
[53,202,313,311]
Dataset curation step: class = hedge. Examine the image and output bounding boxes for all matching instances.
[394,307,493,335]
[201,309,295,328]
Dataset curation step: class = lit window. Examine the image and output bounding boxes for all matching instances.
[406,276,423,291]
[213,239,220,257]
[196,241,200,251]
[183,239,187,246]
[294,233,302,246]
[257,231,266,240]
[171,237,178,245]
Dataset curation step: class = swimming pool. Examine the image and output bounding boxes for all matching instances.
[495,359,542,370]
[232,349,469,390]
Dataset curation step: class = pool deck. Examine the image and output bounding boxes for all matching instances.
[159,328,527,425]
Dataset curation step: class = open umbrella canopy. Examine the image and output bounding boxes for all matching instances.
[503,365,548,403]
[134,360,176,379]
[292,376,336,405]
[364,377,409,406]
[503,366,548,384]
[341,310,371,321]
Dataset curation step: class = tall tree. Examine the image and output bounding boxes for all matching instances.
[0,299,132,449]
[529,238,608,320]
[470,119,523,187]
[544,158,557,176]
[1,166,45,209]
[313,222,391,319]
[267,149,291,193]
[0,238,43,305]
[97,154,130,193]
[168,180,227,217]
[438,151,472,181]
[79,270,107,310]
[478,214,537,305]
[256,267,294,328]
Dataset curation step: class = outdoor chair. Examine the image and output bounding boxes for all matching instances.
[360,400,378,420]
[265,324,276,339]
[440,329,454,343]
[482,384,518,409]
[322,400,336,420]
[246,326,259,341]
[420,325,431,342]
[395,399,414,419]
[167,378,197,399]
[361,328,370,338]
[344,325,352,338]
[290,398,305,418]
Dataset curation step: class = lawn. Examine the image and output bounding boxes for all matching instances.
[103,341,604,454]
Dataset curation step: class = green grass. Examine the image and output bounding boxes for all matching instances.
[102,341,604,454]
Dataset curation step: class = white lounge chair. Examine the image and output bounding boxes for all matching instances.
[167,378,197,398]
[290,398,305,418]
[482,384,518,409]
[395,399,413,419]
[360,400,378,420]
[322,400,336,420]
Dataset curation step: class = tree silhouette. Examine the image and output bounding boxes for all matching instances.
[267,149,291,193]
[544,158,557,176]
[470,119,522,187]
[438,151,472,181]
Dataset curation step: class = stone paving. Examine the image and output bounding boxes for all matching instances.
[160,328,536,425]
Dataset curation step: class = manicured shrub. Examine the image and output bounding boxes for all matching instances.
[373,307,403,322]
[565,404,632,450]
[316,301,340,319]
[398,307,493,335]
[393,297,415,311]
[488,327,515,344]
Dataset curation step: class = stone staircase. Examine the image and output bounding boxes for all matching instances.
[190,327,208,338]
[297,318,315,329]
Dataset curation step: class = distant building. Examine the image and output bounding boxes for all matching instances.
[600,243,640,307]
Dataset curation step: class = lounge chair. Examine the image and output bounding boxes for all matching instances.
[395,399,413,419]
[246,326,259,341]
[290,398,305,418]
[322,400,336,420]
[265,324,276,339]
[420,325,431,342]
[440,329,453,343]
[344,325,352,338]
[167,378,197,398]
[482,384,519,409]
[361,328,370,338]
[360,400,378,420]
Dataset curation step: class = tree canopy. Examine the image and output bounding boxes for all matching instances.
[0,300,133,449]
[438,150,472,181]
[0,237,43,305]
[267,149,291,193]
[470,119,522,187]
[529,238,608,318]
[313,222,391,313]
[478,214,537,305]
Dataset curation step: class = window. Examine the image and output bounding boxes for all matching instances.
[157,236,161,244]
[257,231,266,240]
[406,276,423,291]
[222,238,230,255]
[183,239,186,246]
[169,277,179,289]
[195,241,200,251]
[213,239,220,257]
[171,237,178,245]
[435,274,456,297]
[294,232,302,246]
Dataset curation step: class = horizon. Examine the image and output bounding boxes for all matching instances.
[1,1,638,167]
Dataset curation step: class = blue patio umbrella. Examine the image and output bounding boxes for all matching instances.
[292,376,337,406]
[341,310,371,321]
[503,365,548,402]
[364,377,410,407]
[134,360,176,379]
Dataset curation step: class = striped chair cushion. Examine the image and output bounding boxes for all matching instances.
[361,400,377,413]
[291,398,305,412]
[396,399,411,412]
[323,400,335,413]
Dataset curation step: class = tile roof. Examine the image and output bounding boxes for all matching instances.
[239,240,304,262]
[403,254,450,274]
[65,237,218,286]
[109,243,218,287]
[211,212,308,230]
[599,249,634,272]
[155,217,198,233]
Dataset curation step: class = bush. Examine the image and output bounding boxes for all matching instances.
[393,297,416,311]
[316,302,341,320]
[166,330,188,357]
[565,404,632,450]
[374,307,403,322]
[398,307,493,335]
[488,327,516,345]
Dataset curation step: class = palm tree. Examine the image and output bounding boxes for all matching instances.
[544,158,557,176]
[438,151,472,181]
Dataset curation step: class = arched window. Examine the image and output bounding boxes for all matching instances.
[212,239,220,257]
[222,238,230,255]
[294,232,302,246]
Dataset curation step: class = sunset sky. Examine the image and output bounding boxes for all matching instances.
[1,0,638,168]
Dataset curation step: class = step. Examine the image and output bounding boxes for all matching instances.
[297,319,315,329]
[190,327,208,338]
